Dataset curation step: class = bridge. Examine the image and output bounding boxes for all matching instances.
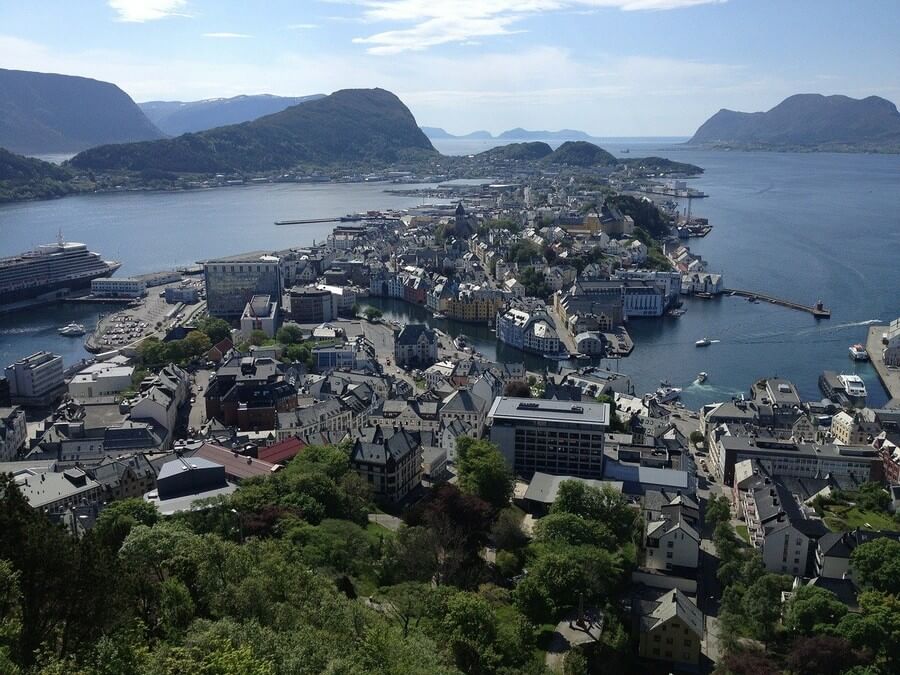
[723,288,831,318]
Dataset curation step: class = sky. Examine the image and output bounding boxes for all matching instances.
[1,0,898,136]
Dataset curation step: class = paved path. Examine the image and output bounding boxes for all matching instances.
[867,326,900,408]
[368,513,402,531]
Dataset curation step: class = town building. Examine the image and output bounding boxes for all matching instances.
[636,589,703,667]
[68,358,135,399]
[644,514,700,572]
[287,286,337,323]
[487,397,609,479]
[90,277,147,298]
[144,456,237,515]
[394,324,438,367]
[203,252,282,320]
[14,466,104,513]
[495,303,564,356]
[204,357,298,431]
[240,294,279,338]
[0,406,27,461]
[5,351,66,407]
[349,426,423,503]
[830,411,879,445]
[883,317,900,366]
[815,529,900,580]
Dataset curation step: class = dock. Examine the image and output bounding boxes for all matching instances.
[274,215,362,226]
[866,326,900,408]
[724,288,831,318]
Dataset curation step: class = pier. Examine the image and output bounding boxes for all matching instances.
[724,288,831,318]
[867,326,900,409]
[274,215,362,226]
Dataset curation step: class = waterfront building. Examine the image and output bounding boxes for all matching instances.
[164,285,199,304]
[495,303,564,356]
[240,294,279,338]
[5,351,66,407]
[555,280,625,328]
[394,324,438,367]
[0,406,27,461]
[884,317,900,366]
[287,286,337,323]
[315,283,357,315]
[90,277,147,298]
[445,284,507,322]
[830,411,879,446]
[622,281,667,317]
[574,332,606,355]
[487,397,609,479]
[203,252,282,320]
[681,272,724,296]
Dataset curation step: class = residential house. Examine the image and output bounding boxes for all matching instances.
[350,426,423,503]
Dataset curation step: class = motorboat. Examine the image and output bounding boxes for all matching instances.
[837,373,868,405]
[432,312,447,319]
[543,352,570,361]
[654,386,682,403]
[695,337,712,347]
[58,322,86,337]
[575,354,591,360]
[667,308,686,317]
[848,344,869,361]
[697,372,708,384]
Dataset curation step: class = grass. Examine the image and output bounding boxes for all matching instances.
[822,505,896,532]
[735,524,750,544]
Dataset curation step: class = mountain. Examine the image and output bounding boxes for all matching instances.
[0,68,164,154]
[420,126,455,139]
[545,141,617,167]
[0,147,80,202]
[140,94,325,135]
[70,88,436,173]
[498,128,593,141]
[477,142,554,161]
[688,94,900,151]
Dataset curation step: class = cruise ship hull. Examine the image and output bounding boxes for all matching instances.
[0,263,121,311]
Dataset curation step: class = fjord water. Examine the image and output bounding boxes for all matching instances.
[1,147,898,407]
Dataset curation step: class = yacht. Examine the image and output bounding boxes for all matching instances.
[837,373,867,405]
[848,344,869,361]
[654,386,682,403]
[697,372,708,384]
[695,337,712,347]
[58,322,86,337]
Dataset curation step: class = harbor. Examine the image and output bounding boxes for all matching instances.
[866,325,900,408]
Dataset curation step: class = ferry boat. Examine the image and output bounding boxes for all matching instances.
[697,372,708,384]
[58,322,87,337]
[848,344,869,361]
[838,373,867,406]
[0,232,120,309]
[695,337,712,347]
[654,385,682,403]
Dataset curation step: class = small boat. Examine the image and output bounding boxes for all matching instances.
[667,308,686,317]
[58,322,86,337]
[697,372,708,384]
[575,354,591,360]
[695,337,712,347]
[848,344,869,361]
[695,291,714,299]
[543,352,570,361]
[432,312,447,319]
[654,386,682,403]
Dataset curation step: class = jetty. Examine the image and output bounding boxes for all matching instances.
[274,215,362,226]
[724,288,831,318]
[866,325,900,408]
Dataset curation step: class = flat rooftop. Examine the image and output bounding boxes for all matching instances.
[488,397,610,427]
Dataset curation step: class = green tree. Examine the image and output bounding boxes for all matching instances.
[93,499,160,552]
[456,438,513,511]
[533,512,616,550]
[741,574,791,643]
[376,582,431,637]
[551,481,636,544]
[248,329,268,347]
[363,306,383,321]
[183,330,212,358]
[490,509,528,550]
[195,317,232,344]
[784,585,847,635]
[850,538,900,594]
[442,592,498,674]
[705,495,732,530]
[275,323,303,345]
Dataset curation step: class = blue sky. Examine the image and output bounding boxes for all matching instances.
[1,0,898,135]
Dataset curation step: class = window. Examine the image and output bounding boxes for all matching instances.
[666,552,673,559]
[667,540,674,548]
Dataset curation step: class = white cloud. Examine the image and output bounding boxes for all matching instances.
[108,0,189,23]
[202,32,253,39]
[348,0,724,54]
[287,23,319,30]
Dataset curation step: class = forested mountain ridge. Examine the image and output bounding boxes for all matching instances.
[70,88,437,173]
[0,68,164,154]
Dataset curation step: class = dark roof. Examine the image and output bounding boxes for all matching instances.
[350,426,420,467]
[258,437,306,464]
[396,324,436,346]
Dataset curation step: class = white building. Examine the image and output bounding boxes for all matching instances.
[884,317,900,366]
[68,359,135,399]
[91,277,147,298]
[496,305,564,356]
[5,351,66,407]
[240,294,279,338]
[644,516,700,571]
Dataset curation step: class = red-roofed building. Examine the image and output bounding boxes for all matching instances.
[258,437,306,465]
[207,338,234,364]
[183,442,280,482]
